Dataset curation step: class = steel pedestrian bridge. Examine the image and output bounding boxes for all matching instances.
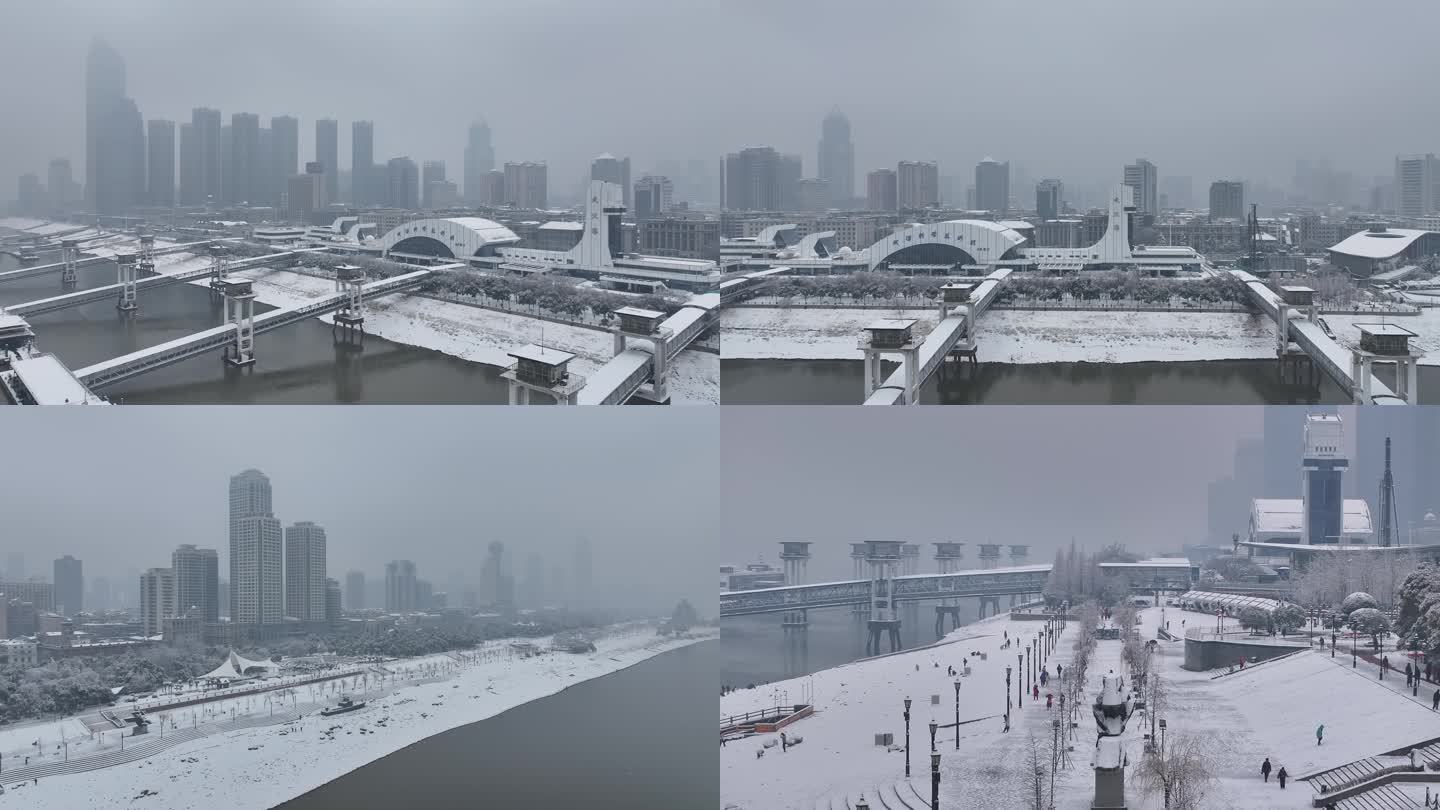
[74,269,435,389]
[719,564,1052,618]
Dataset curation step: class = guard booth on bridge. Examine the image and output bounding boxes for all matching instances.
[502,343,584,405]
[1352,323,1421,404]
[859,319,921,404]
[611,306,673,404]
[332,264,367,344]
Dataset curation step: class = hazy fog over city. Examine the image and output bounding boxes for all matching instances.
[0,407,716,615]
[4,0,1440,201]
[723,407,1266,581]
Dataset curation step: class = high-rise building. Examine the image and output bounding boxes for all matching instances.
[179,107,222,205]
[480,542,506,606]
[591,154,632,207]
[172,544,219,622]
[1209,180,1245,221]
[1036,178,1063,220]
[478,170,505,206]
[867,169,897,211]
[633,175,674,219]
[898,161,939,209]
[1301,414,1347,546]
[145,119,175,207]
[284,521,327,622]
[385,560,417,613]
[1395,154,1440,218]
[795,178,830,212]
[0,580,53,613]
[53,555,82,616]
[229,469,282,625]
[386,157,419,209]
[86,38,145,216]
[226,113,261,205]
[46,159,76,209]
[315,118,338,205]
[268,115,299,208]
[139,568,176,637]
[974,158,1009,213]
[722,147,786,211]
[287,162,326,223]
[817,109,855,204]
[352,121,374,205]
[421,160,446,208]
[324,579,341,623]
[503,162,547,209]
[463,120,495,206]
[778,154,802,211]
[344,570,365,611]
[1123,158,1158,218]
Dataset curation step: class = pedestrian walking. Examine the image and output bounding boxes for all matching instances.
[1432,689,1439,711]
[1278,766,1288,789]
[780,731,788,752]
[1046,692,1053,709]
[1261,757,1272,782]
[1316,724,1325,746]
[1408,662,1415,687]
[1033,684,1040,700]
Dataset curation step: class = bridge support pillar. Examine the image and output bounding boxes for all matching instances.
[780,542,812,633]
[60,239,78,286]
[115,253,138,313]
[978,596,1002,619]
[863,540,904,655]
[332,265,367,343]
[612,315,673,404]
[207,246,230,301]
[934,605,964,638]
[220,280,256,368]
[1274,302,1289,358]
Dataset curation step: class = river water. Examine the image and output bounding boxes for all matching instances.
[723,600,986,687]
[278,641,716,810]
[721,358,1440,405]
[0,253,525,404]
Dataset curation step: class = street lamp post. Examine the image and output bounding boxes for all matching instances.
[1026,647,1032,698]
[930,720,937,753]
[1006,666,1013,728]
[931,751,941,810]
[1159,718,1167,760]
[1353,631,1357,668]
[904,697,912,777]
[953,680,961,751]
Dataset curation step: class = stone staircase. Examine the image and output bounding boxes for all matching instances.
[813,778,932,810]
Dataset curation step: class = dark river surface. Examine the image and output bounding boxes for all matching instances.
[277,641,716,810]
[0,253,521,404]
[722,600,986,687]
[721,358,1440,405]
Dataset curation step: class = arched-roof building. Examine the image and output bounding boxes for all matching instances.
[377,217,521,260]
[861,219,1028,271]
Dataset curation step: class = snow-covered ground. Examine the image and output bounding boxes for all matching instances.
[721,607,1440,809]
[15,628,715,809]
[195,263,718,404]
[721,306,1440,366]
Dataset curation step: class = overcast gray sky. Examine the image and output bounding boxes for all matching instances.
[722,406,1264,581]
[0,407,716,615]
[4,0,1438,200]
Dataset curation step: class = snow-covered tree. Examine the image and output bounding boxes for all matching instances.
[1341,592,1379,617]
[1237,607,1273,634]
[1348,607,1392,649]
[1397,563,1440,635]
[1272,603,1306,636]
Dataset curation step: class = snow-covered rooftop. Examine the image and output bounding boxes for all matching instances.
[1329,228,1433,259]
[1250,497,1373,535]
[9,354,102,405]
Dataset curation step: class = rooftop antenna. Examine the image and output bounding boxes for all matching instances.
[1379,436,1398,548]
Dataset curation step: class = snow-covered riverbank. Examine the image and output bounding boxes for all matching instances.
[15,628,715,810]
[721,607,1440,809]
[721,306,1440,366]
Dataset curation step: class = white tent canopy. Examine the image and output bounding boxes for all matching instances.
[200,650,280,682]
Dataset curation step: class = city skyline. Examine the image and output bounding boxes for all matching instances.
[0,408,716,615]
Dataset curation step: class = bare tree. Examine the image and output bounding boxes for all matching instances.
[1136,733,1217,810]
[1025,733,1048,810]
